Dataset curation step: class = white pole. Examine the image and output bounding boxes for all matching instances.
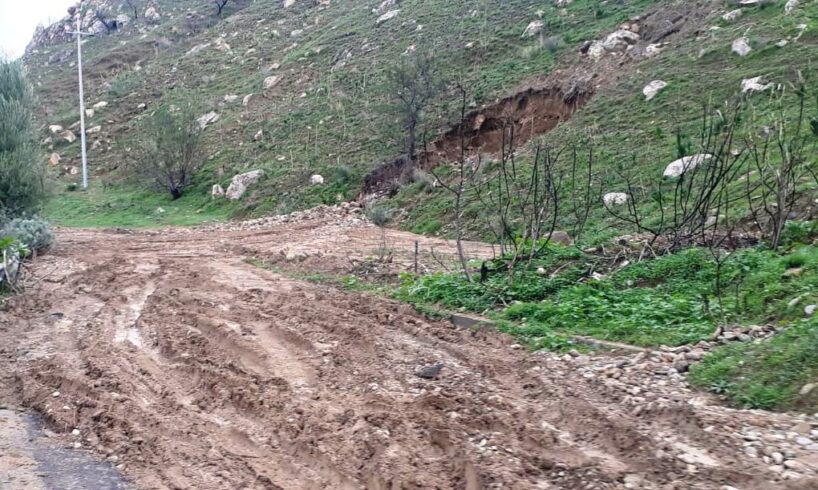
[76,12,89,189]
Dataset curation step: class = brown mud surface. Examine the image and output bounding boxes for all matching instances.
[1,211,817,489]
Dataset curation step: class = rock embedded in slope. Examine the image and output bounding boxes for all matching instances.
[786,0,800,14]
[742,76,774,93]
[603,192,629,206]
[663,154,713,178]
[732,37,752,56]
[197,112,219,129]
[723,9,743,22]
[643,80,667,101]
[226,170,265,200]
[522,20,544,38]
[376,10,399,25]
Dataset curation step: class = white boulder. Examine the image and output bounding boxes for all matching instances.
[741,76,773,93]
[732,37,752,56]
[643,80,667,101]
[86,125,101,134]
[85,108,94,118]
[722,9,742,22]
[144,6,160,23]
[283,0,296,6]
[49,124,64,134]
[377,9,399,24]
[663,154,713,178]
[211,184,225,198]
[309,174,325,185]
[92,101,108,109]
[197,111,219,129]
[603,192,629,206]
[522,20,544,38]
[264,75,282,90]
[254,129,263,141]
[602,30,640,52]
[224,94,239,103]
[373,0,398,15]
[242,94,254,106]
[226,170,265,200]
[785,0,799,14]
[59,130,76,143]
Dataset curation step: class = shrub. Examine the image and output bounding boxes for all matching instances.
[1,217,54,255]
[0,58,45,215]
[131,101,204,199]
[365,205,392,227]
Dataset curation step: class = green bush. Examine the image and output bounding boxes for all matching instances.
[0,59,45,215]
[1,217,54,255]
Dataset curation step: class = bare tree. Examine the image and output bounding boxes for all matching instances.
[131,103,204,199]
[430,86,479,281]
[385,51,441,164]
[603,101,750,252]
[124,0,140,19]
[746,81,817,250]
[214,0,229,16]
[474,123,566,273]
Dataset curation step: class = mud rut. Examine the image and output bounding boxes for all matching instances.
[0,218,815,489]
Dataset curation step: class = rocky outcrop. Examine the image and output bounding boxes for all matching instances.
[225,170,265,200]
[663,154,713,178]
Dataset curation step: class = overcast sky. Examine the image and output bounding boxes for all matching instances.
[0,0,77,58]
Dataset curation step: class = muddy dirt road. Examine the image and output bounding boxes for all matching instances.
[2,207,818,489]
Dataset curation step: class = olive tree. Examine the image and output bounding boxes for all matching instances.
[0,59,45,216]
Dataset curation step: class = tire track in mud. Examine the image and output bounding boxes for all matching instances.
[1,223,816,489]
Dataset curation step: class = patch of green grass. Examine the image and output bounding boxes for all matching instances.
[689,318,818,411]
[42,183,236,228]
[397,245,818,348]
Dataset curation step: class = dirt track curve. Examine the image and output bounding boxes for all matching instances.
[1,208,817,489]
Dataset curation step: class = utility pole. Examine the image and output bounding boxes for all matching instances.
[71,6,93,189]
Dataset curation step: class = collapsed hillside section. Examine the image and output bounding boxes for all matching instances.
[362,0,715,197]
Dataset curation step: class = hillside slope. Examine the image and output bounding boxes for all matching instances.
[22,0,766,227]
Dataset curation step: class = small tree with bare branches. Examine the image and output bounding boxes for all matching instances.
[131,102,204,199]
[386,51,441,164]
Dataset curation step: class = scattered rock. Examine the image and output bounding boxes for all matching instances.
[59,130,76,143]
[242,94,254,106]
[86,125,101,134]
[643,80,667,101]
[48,124,63,134]
[522,20,544,38]
[722,9,743,22]
[48,153,61,166]
[601,29,640,53]
[211,184,225,198]
[732,37,752,57]
[603,192,629,206]
[85,108,94,118]
[226,170,265,200]
[264,75,282,90]
[415,362,444,379]
[785,0,799,14]
[310,174,325,185]
[224,94,239,104]
[144,6,161,23]
[197,112,219,129]
[741,76,774,94]
[804,305,816,317]
[376,9,399,24]
[254,129,264,141]
[800,383,816,396]
[374,0,398,15]
[92,101,108,109]
[663,154,713,178]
